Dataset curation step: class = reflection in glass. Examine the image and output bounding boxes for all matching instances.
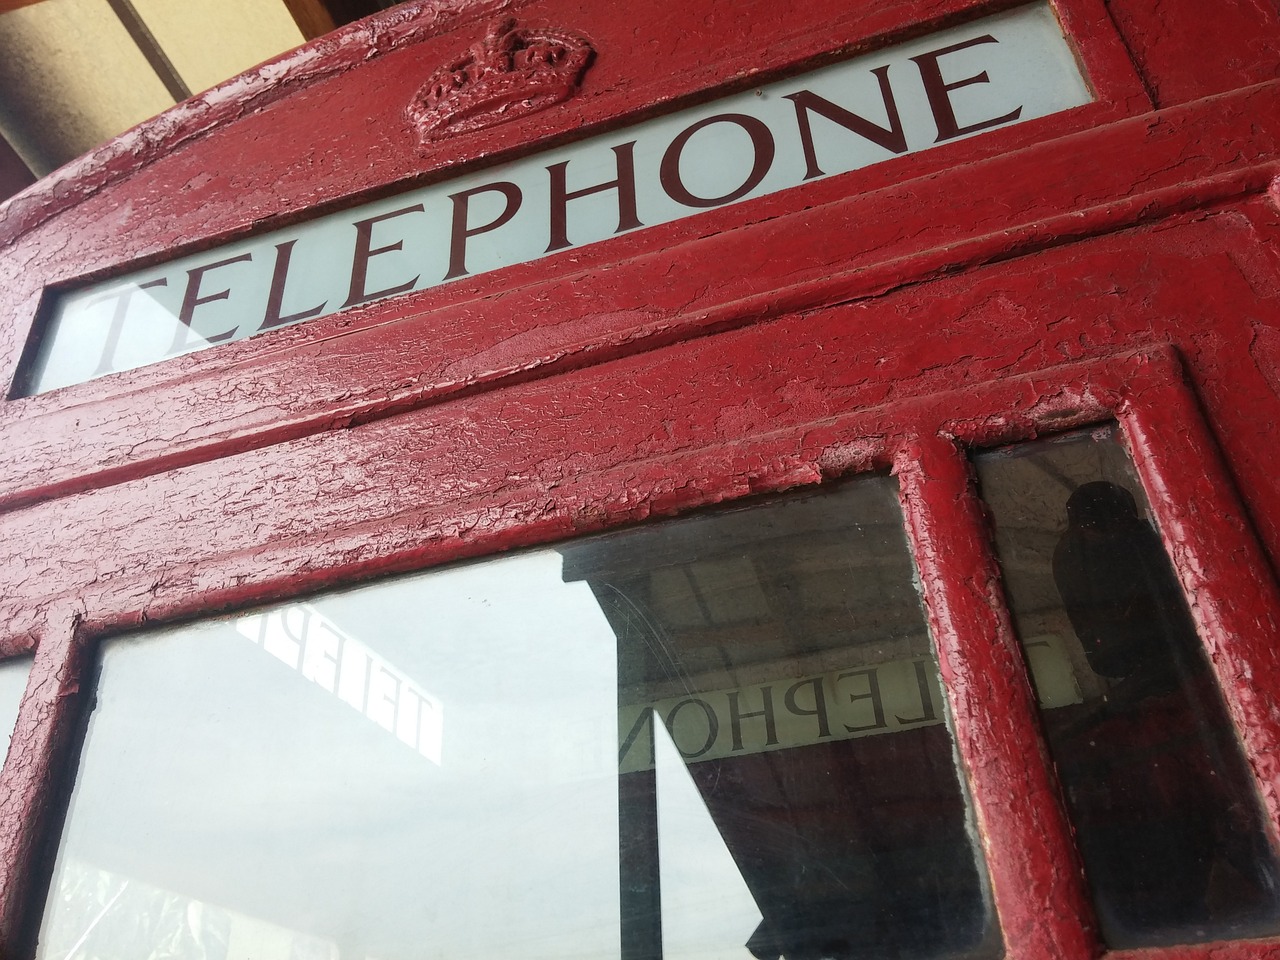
[563,477,997,960]
[653,717,764,960]
[39,552,623,960]
[39,477,996,960]
[975,426,1280,948]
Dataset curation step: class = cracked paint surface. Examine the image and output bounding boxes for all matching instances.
[1,0,1280,956]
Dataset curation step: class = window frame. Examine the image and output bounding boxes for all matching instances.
[899,346,1280,959]
[1,345,1277,959]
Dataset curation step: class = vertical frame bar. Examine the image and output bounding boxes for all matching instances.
[1051,0,1154,116]
[1119,381,1280,834]
[619,766,662,960]
[896,434,1098,960]
[0,607,95,958]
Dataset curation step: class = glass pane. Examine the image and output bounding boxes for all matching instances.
[975,425,1280,948]
[562,476,997,960]
[0,656,32,757]
[39,476,997,960]
[39,554,623,960]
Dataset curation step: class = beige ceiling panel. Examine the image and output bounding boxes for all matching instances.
[131,0,305,97]
[0,0,173,175]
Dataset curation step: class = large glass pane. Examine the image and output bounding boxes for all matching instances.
[975,425,1280,948]
[39,554,623,960]
[39,476,996,960]
[561,477,997,960]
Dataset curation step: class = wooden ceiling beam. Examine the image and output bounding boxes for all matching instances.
[282,0,338,40]
[0,0,50,13]
[0,130,34,201]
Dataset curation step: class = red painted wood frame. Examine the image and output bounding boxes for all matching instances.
[0,0,1147,511]
[2,0,1280,956]
[4,342,1280,960]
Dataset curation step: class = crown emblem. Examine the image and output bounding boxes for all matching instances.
[409,19,594,141]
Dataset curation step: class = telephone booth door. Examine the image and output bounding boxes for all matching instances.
[2,1,1280,958]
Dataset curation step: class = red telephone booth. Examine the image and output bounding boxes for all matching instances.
[2,1,1280,958]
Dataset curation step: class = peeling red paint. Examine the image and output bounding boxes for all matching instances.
[1102,0,1280,109]
[2,0,1280,955]
[898,436,1098,960]
[0,606,91,957]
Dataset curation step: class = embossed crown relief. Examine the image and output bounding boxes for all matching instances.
[408,18,594,141]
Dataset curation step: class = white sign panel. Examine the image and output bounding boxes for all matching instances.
[26,3,1090,394]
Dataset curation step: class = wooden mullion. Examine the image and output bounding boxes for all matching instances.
[0,608,96,959]
[1119,380,1280,841]
[895,434,1099,960]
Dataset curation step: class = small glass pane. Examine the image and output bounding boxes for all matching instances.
[38,476,996,960]
[975,425,1280,948]
[0,656,32,757]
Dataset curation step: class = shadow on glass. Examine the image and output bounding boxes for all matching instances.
[974,424,1280,948]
